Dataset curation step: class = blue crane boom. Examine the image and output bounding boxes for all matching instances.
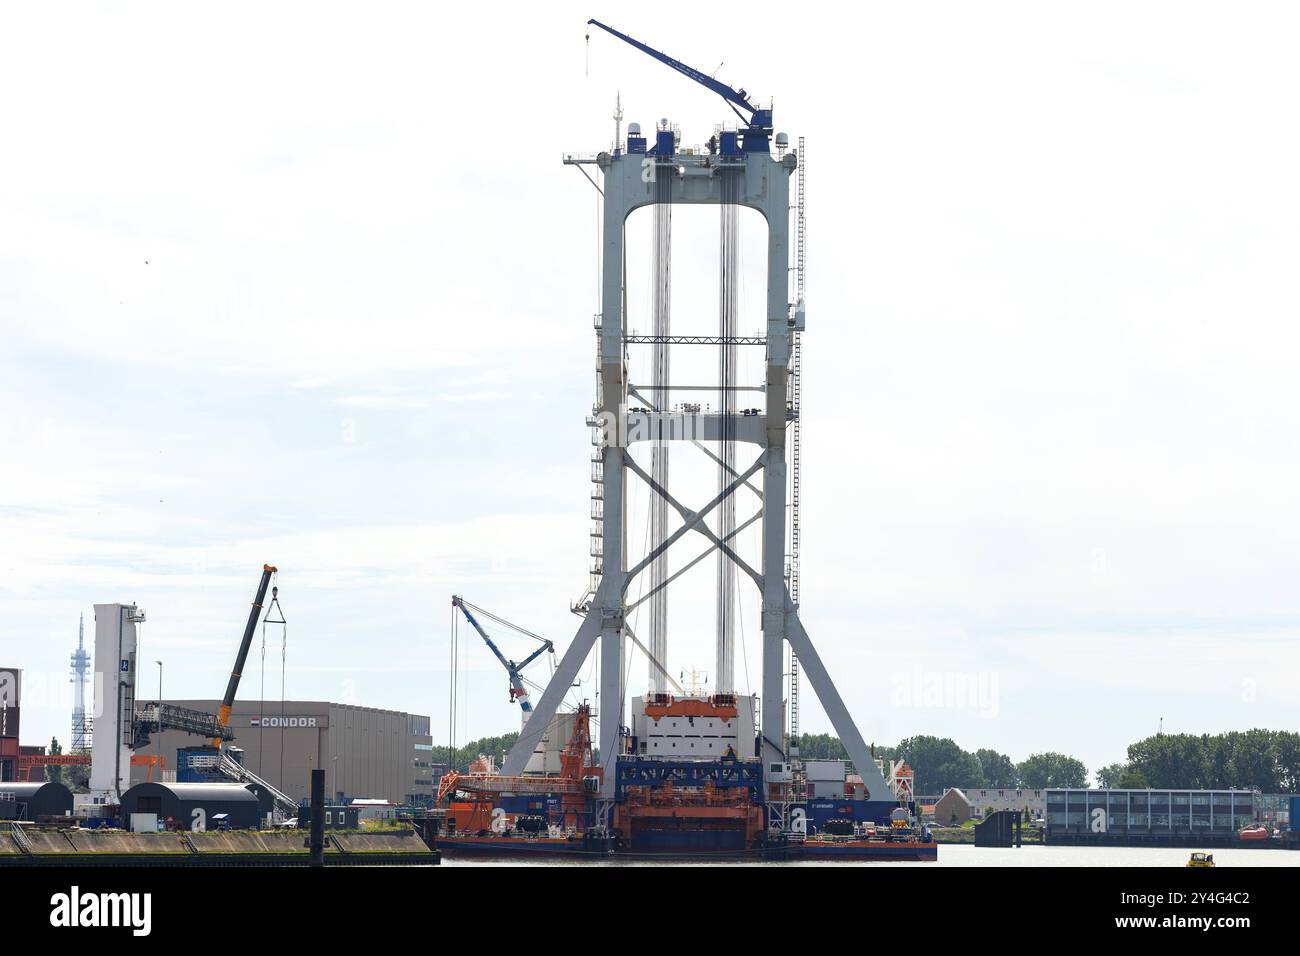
[452,596,553,713]
[586,18,773,152]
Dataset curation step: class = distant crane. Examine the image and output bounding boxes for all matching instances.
[451,596,554,712]
[585,19,773,152]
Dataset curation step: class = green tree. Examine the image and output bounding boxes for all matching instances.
[45,736,63,785]
[1228,730,1281,791]
[1127,733,1202,788]
[430,731,522,773]
[66,759,91,792]
[976,748,1019,787]
[1275,733,1300,793]
[1117,768,1149,789]
[1126,729,1299,791]
[1095,762,1126,788]
[795,733,849,761]
[894,736,985,793]
[1017,752,1088,788]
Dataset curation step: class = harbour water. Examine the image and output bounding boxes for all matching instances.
[441,844,1300,867]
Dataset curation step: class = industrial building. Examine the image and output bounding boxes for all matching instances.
[133,700,433,806]
[0,666,19,743]
[964,787,1046,820]
[120,782,262,831]
[1044,788,1257,843]
[0,781,74,820]
[0,667,57,786]
[928,788,1046,826]
[1255,792,1294,829]
[0,666,22,782]
[297,802,360,830]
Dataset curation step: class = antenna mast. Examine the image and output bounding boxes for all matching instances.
[70,612,92,752]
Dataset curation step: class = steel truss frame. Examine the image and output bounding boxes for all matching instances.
[504,145,889,820]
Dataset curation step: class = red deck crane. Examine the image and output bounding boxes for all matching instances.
[438,704,600,831]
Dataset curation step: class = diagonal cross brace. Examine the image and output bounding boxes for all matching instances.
[622,619,684,694]
[784,594,891,798]
[627,508,762,613]
[627,386,763,501]
[623,454,763,590]
[504,460,763,777]
[690,439,763,500]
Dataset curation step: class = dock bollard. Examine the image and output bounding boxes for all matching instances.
[309,769,325,867]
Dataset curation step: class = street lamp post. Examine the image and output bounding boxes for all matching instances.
[156,660,163,733]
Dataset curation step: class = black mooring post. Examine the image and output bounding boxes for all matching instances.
[310,768,325,867]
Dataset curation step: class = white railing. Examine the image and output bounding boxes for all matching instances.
[217,752,299,819]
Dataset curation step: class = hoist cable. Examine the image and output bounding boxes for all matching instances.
[258,618,266,776]
[260,578,287,789]
[716,169,740,692]
[459,600,551,646]
[649,148,673,694]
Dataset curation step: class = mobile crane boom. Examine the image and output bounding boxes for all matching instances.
[211,564,277,746]
[452,596,553,712]
[586,18,773,152]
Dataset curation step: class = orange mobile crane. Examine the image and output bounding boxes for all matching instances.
[438,704,600,832]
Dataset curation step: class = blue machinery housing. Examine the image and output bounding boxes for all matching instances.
[615,757,764,804]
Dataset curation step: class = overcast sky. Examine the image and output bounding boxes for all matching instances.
[2,2,1298,779]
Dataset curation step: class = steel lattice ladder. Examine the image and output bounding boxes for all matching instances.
[787,135,807,749]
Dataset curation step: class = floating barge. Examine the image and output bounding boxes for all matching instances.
[435,831,937,862]
[436,698,937,863]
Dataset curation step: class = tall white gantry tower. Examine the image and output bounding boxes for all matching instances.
[501,21,889,815]
[90,603,145,800]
